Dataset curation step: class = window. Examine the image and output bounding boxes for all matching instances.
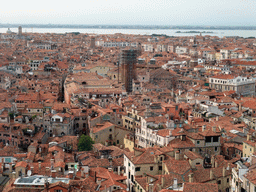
[150,166,153,171]
[215,147,218,152]
[159,166,162,170]
[217,180,221,184]
[227,178,229,183]
[197,141,200,144]
[55,190,62,192]
[135,167,141,172]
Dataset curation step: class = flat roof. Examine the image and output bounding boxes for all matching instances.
[14,175,70,186]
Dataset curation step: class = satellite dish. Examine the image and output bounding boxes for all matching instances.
[27,170,32,176]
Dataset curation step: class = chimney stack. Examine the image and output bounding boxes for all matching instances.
[149,184,154,192]
[211,156,215,168]
[173,178,178,189]
[175,151,180,160]
[51,170,56,178]
[108,167,113,172]
[68,171,74,179]
[39,162,41,169]
[223,166,226,177]
[117,166,121,175]
[227,163,230,170]
[9,163,12,173]
[216,116,219,121]
[210,169,213,180]
[189,173,193,183]
[239,103,242,111]
[161,176,165,187]
[212,126,216,133]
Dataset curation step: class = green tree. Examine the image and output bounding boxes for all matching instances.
[78,135,94,151]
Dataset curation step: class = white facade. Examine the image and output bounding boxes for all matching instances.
[175,46,188,55]
[124,155,135,191]
[136,118,175,148]
[209,76,255,96]
[141,43,154,52]
[29,60,43,71]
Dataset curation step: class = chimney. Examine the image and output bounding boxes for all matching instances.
[12,172,16,179]
[173,178,178,189]
[216,116,219,121]
[239,103,242,111]
[175,151,180,160]
[161,176,165,187]
[9,163,12,173]
[39,162,41,169]
[51,170,56,178]
[227,163,230,170]
[211,156,215,168]
[202,125,206,132]
[96,178,102,185]
[108,167,112,172]
[210,169,213,180]
[212,126,216,133]
[117,166,121,175]
[68,171,74,179]
[181,135,186,141]
[149,183,154,192]
[223,166,226,177]
[189,173,193,183]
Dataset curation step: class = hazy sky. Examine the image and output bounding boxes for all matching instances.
[1,0,256,25]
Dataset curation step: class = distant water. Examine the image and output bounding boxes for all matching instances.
[1,28,256,38]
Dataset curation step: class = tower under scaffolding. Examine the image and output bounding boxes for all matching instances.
[120,48,140,93]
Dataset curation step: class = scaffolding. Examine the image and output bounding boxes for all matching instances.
[120,49,140,93]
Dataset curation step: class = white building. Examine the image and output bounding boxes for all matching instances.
[209,75,255,96]
[136,117,176,148]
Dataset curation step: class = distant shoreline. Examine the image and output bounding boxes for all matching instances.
[1,24,256,30]
[176,31,214,34]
